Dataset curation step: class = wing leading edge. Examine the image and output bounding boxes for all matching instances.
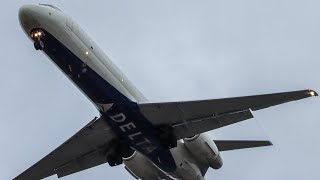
[139,89,317,140]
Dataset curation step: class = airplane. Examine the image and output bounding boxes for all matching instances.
[15,3,317,180]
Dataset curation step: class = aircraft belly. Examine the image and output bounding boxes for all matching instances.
[59,25,137,102]
[40,29,177,172]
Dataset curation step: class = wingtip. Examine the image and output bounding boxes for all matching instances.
[308,90,318,97]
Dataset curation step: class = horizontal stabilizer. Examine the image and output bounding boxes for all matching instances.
[215,140,272,151]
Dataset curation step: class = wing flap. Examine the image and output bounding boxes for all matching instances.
[56,150,106,178]
[173,110,253,139]
[215,140,273,151]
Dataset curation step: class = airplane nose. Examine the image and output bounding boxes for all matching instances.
[19,4,41,34]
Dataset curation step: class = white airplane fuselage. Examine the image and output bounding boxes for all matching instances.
[19,4,222,180]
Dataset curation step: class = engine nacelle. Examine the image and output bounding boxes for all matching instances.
[123,151,170,179]
[184,134,223,169]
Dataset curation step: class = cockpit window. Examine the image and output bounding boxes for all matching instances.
[39,4,61,11]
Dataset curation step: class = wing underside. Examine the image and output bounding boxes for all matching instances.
[14,117,117,180]
[14,89,317,179]
[139,89,317,140]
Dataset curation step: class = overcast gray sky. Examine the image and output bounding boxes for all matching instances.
[1,0,320,179]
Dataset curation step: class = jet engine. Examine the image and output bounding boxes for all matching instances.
[123,151,172,180]
[184,134,223,169]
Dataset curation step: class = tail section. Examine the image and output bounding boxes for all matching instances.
[215,140,272,151]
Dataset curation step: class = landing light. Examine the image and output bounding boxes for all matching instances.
[309,90,317,97]
[310,91,315,96]
[31,31,44,39]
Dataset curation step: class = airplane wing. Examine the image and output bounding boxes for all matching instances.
[139,89,317,140]
[14,117,118,180]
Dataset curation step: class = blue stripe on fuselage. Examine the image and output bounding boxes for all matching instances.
[40,29,176,172]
